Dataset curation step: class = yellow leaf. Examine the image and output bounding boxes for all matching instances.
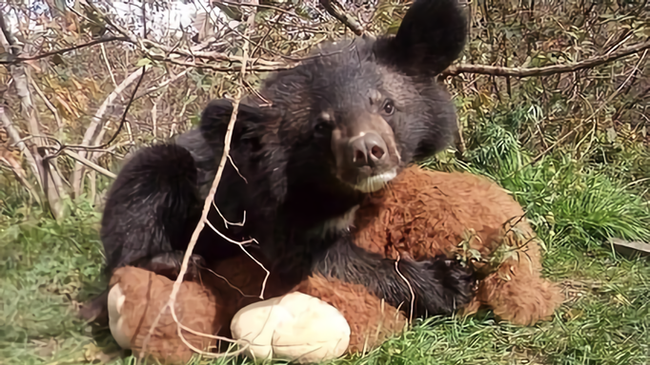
[71,78,83,90]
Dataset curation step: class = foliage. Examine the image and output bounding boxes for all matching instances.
[427,104,650,251]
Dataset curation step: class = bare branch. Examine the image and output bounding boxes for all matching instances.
[62,149,117,179]
[139,12,264,360]
[138,92,247,363]
[0,106,42,189]
[444,38,650,78]
[0,151,42,205]
[135,69,190,100]
[495,49,650,183]
[100,43,118,89]
[26,73,63,129]
[146,55,293,72]
[71,68,144,196]
[319,0,364,36]
[0,36,128,64]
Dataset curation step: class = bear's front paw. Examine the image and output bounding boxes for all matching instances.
[416,255,476,316]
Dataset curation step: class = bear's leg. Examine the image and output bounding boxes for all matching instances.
[313,235,477,318]
[82,144,206,324]
[100,144,204,275]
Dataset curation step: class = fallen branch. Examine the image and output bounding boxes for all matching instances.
[444,38,650,78]
[138,93,247,363]
[140,12,260,362]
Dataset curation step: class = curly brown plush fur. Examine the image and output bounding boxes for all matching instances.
[353,165,563,325]
[294,275,407,353]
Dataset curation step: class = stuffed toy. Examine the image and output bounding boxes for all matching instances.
[106,166,562,364]
[352,166,563,325]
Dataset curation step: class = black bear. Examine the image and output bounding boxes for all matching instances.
[96,0,474,319]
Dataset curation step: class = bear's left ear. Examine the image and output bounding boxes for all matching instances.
[199,99,269,151]
[374,0,467,76]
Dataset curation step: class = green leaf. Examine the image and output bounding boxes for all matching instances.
[135,58,152,67]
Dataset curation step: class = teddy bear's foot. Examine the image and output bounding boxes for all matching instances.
[79,252,206,326]
[231,291,351,364]
[477,263,564,326]
[490,278,563,325]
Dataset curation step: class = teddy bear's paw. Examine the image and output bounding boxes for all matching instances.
[230,292,350,364]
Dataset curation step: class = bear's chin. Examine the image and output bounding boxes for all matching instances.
[351,167,398,193]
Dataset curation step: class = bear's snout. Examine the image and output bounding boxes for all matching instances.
[349,132,388,167]
[331,112,401,193]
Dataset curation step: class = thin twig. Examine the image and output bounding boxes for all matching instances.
[529,49,647,165]
[138,92,246,362]
[205,219,270,299]
[0,36,128,64]
[394,254,415,324]
[443,38,650,78]
[140,13,260,358]
[62,149,117,179]
[100,43,118,89]
[26,73,64,129]
[212,200,246,228]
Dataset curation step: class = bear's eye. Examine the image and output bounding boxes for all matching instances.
[314,121,333,137]
[314,112,334,136]
[382,100,395,115]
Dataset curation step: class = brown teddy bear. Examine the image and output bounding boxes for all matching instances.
[106,166,562,364]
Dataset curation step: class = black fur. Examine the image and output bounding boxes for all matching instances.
[100,144,200,271]
[311,234,475,317]
[97,0,474,320]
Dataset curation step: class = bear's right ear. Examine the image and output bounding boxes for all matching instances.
[374,0,467,76]
[199,99,267,150]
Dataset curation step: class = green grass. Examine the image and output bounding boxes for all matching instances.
[1,107,649,365]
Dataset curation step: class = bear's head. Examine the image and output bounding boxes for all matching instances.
[201,0,467,221]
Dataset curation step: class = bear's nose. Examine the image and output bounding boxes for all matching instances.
[349,132,388,167]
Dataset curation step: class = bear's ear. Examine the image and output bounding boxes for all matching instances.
[199,99,267,150]
[374,0,467,76]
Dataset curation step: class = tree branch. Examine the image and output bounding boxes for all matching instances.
[319,0,364,36]
[0,106,42,188]
[62,149,117,179]
[26,72,63,129]
[71,68,145,197]
[0,36,128,64]
[444,38,650,78]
